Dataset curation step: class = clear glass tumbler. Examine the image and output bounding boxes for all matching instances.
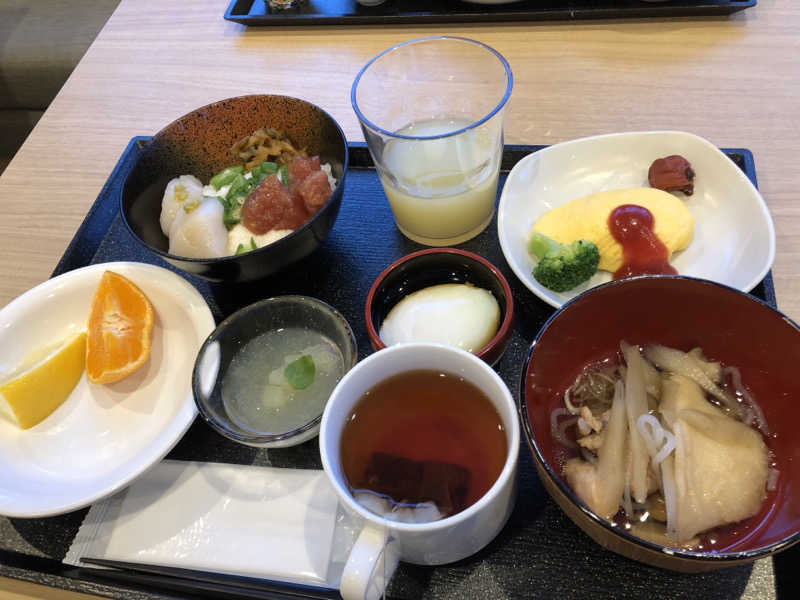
[352,37,513,246]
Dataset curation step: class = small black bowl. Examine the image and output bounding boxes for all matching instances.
[120,94,348,283]
[193,295,358,447]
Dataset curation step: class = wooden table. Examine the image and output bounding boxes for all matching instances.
[1,0,798,598]
[1,0,799,320]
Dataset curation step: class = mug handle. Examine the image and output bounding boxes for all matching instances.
[339,525,400,600]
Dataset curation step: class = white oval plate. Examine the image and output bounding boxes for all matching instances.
[497,131,776,308]
[0,262,215,517]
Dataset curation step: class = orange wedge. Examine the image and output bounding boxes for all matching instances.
[86,271,154,384]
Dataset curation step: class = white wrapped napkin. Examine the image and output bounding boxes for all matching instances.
[64,460,341,587]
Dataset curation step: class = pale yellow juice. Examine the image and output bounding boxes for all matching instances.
[379,118,501,246]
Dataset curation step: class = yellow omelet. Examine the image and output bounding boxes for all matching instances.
[531,188,694,273]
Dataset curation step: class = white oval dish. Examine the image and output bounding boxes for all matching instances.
[0,262,215,517]
[497,131,775,308]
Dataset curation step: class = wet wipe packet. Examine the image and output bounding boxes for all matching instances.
[64,460,360,588]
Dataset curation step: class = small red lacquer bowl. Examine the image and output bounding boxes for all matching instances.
[365,248,514,366]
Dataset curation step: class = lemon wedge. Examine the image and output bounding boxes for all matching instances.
[0,331,87,429]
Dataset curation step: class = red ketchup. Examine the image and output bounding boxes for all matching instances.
[608,204,676,279]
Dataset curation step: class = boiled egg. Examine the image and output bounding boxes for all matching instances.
[379,283,500,353]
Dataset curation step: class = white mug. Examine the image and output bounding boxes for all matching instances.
[319,342,519,600]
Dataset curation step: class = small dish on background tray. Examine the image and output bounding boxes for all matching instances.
[497,131,775,308]
[0,262,214,518]
[224,0,756,26]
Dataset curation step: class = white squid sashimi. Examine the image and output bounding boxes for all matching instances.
[168,198,228,258]
[160,175,204,236]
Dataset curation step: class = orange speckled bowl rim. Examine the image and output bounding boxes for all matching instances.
[121,93,348,264]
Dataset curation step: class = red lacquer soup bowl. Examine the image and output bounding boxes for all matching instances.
[520,275,800,572]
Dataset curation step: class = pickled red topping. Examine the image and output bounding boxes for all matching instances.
[242,175,307,234]
[289,156,332,214]
[608,204,677,279]
[298,170,332,213]
[288,155,321,182]
[242,156,332,235]
[648,155,695,195]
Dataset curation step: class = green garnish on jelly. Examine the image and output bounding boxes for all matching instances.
[278,164,289,187]
[284,355,315,390]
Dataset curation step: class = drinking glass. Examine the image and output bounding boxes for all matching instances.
[352,37,513,246]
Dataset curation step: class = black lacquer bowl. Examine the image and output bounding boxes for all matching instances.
[120,94,348,282]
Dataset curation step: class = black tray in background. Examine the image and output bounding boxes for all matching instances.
[0,139,793,600]
[224,0,756,26]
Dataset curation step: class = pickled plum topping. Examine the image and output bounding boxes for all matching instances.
[648,155,695,196]
[241,156,332,235]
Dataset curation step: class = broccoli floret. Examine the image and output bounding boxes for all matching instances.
[527,231,600,293]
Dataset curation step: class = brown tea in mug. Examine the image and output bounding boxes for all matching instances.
[340,369,507,522]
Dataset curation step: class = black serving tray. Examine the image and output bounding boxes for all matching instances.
[0,140,795,600]
[224,0,756,26]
